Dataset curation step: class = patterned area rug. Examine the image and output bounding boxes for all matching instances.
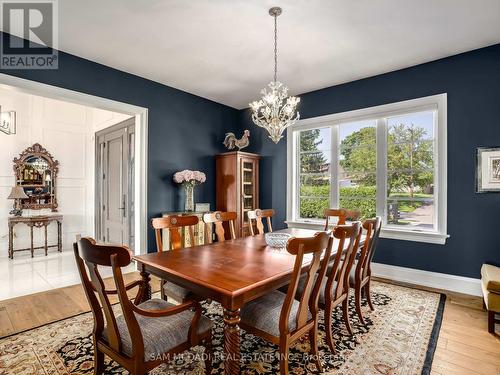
[0,281,444,375]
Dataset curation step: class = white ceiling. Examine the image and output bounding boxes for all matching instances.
[9,0,500,109]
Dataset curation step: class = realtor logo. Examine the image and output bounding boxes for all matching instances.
[0,0,58,69]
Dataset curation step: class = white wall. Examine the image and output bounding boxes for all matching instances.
[0,88,131,256]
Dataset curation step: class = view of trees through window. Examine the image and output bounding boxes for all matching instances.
[299,128,331,219]
[297,111,435,230]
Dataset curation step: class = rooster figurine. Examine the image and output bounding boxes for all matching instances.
[223,129,250,150]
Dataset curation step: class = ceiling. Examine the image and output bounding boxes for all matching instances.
[7,0,500,109]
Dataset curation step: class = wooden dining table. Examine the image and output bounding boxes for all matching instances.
[133,227,357,374]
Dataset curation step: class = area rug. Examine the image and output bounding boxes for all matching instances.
[0,281,445,375]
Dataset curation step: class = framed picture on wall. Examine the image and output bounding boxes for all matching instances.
[476,147,500,193]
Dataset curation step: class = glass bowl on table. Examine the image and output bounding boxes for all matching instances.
[265,232,292,249]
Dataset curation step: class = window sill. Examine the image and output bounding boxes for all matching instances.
[285,220,449,245]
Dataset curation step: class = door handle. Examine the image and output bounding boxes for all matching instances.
[119,194,126,217]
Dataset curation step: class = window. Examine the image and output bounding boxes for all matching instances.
[298,127,331,219]
[287,94,448,244]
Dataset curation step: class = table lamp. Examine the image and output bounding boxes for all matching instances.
[7,185,28,216]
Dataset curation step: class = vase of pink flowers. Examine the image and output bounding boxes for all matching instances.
[173,169,206,211]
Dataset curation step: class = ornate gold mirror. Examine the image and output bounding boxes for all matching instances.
[13,143,59,211]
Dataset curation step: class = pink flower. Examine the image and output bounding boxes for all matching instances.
[173,169,206,184]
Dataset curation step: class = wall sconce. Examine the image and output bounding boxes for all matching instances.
[0,111,16,135]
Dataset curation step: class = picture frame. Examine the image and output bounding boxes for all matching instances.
[476,147,500,193]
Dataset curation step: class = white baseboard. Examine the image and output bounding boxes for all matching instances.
[372,262,482,297]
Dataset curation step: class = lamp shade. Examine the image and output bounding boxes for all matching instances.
[7,186,28,199]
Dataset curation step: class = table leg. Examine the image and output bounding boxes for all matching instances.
[44,224,48,256]
[8,224,13,259]
[223,308,241,375]
[139,265,152,302]
[57,221,62,252]
[30,225,34,258]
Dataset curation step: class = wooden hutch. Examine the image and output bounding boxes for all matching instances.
[215,151,260,237]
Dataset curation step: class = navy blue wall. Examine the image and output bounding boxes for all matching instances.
[0,32,239,250]
[239,44,500,279]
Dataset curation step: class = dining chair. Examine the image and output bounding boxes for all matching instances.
[239,232,333,375]
[296,222,362,353]
[247,208,275,235]
[203,211,237,242]
[151,215,201,302]
[73,237,213,375]
[350,217,382,325]
[323,208,361,230]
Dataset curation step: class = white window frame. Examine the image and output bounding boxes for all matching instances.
[286,93,448,245]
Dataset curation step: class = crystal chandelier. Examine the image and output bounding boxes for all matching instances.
[249,7,300,144]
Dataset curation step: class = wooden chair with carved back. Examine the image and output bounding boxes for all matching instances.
[323,222,362,350]
[73,237,213,375]
[239,232,333,375]
[323,208,361,230]
[296,222,362,352]
[350,217,382,325]
[247,208,275,235]
[203,211,237,243]
[151,215,202,302]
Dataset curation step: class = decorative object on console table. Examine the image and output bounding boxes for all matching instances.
[195,203,210,212]
[8,215,63,259]
[476,147,500,193]
[223,130,250,150]
[161,211,213,249]
[173,169,206,211]
[216,151,260,237]
[7,185,29,216]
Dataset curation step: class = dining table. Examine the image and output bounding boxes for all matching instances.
[133,227,361,375]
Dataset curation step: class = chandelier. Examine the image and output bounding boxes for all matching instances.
[249,7,300,144]
[32,157,49,173]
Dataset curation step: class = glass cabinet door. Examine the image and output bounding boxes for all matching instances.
[241,157,258,234]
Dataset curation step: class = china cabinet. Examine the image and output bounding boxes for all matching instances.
[215,151,260,237]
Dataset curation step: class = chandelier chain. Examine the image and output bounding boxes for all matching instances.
[273,13,278,82]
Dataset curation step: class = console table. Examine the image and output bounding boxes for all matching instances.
[8,215,63,259]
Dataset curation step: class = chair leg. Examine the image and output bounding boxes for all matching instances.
[279,337,290,375]
[133,363,146,375]
[93,343,105,375]
[309,326,323,373]
[365,281,374,311]
[355,285,365,326]
[160,279,166,301]
[204,337,213,374]
[342,296,353,336]
[324,302,336,353]
[488,310,496,334]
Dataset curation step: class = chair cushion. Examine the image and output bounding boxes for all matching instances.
[241,290,311,337]
[482,282,500,312]
[163,282,193,302]
[103,299,212,360]
[481,264,500,293]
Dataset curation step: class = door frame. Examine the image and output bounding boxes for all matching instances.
[0,73,149,255]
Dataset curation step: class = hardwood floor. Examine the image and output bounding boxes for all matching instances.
[0,271,161,338]
[0,274,498,374]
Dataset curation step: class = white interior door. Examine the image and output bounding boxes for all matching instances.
[96,118,134,248]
